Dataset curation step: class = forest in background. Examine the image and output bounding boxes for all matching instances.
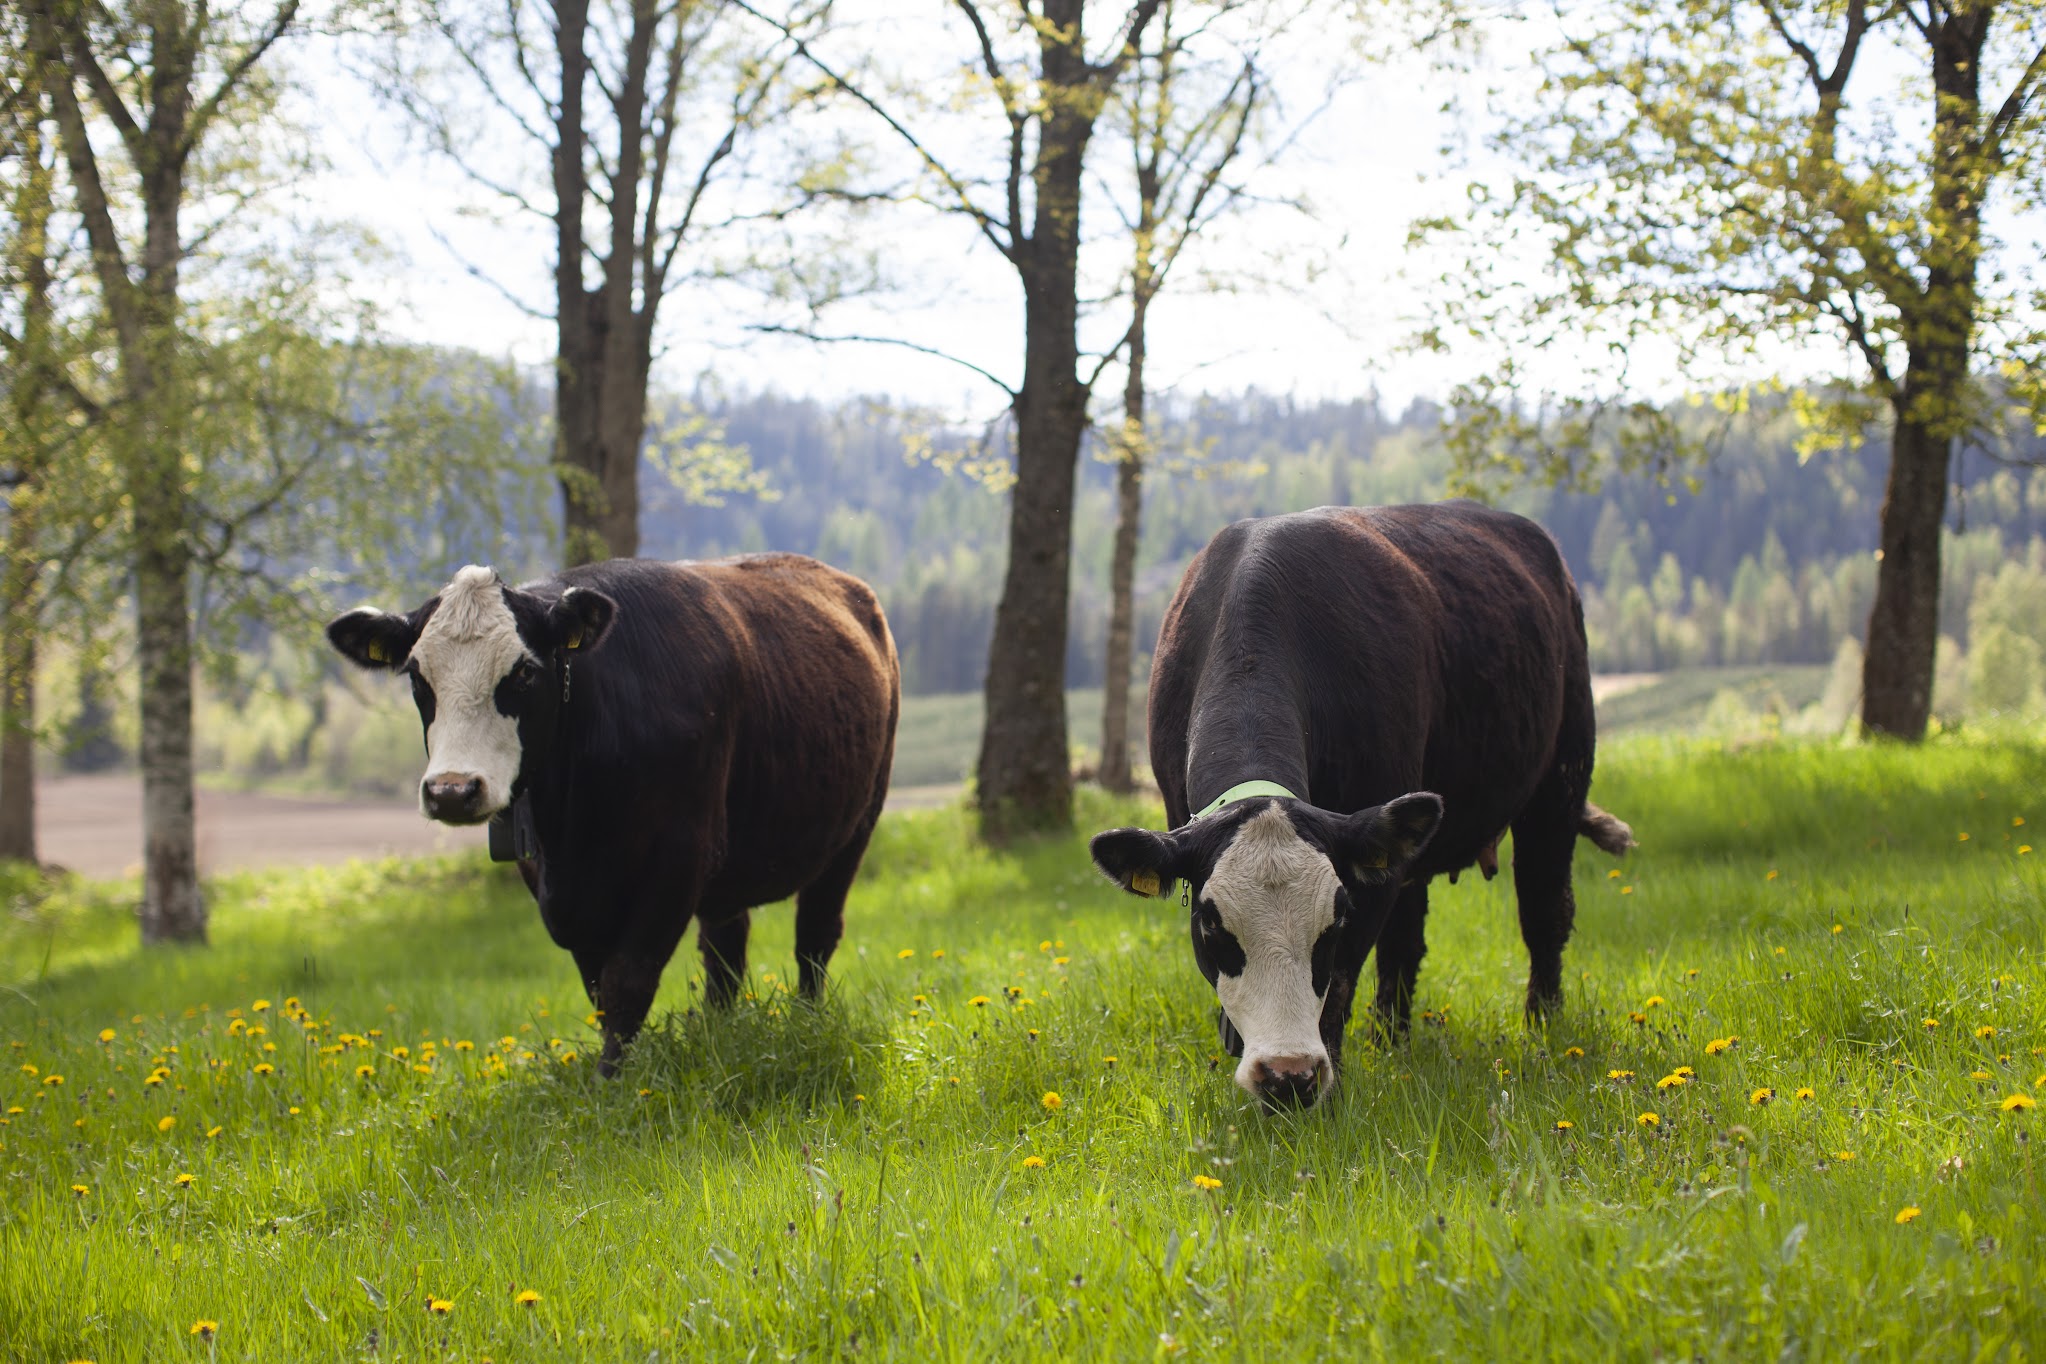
[37,378,2046,794]
[656,386,2046,701]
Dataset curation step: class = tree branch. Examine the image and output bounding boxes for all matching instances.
[186,0,301,156]
[729,0,1015,259]
[748,323,1016,398]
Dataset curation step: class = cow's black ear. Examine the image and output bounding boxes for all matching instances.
[546,586,617,654]
[1335,792,1443,885]
[1089,826,1183,899]
[327,607,419,671]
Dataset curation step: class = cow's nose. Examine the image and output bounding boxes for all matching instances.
[421,773,485,822]
[1250,1055,1328,1110]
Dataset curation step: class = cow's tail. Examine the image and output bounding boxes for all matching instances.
[1579,802,1635,856]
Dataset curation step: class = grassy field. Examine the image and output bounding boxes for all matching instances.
[3,737,2044,1360]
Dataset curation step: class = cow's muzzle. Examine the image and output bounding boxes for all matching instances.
[1245,1053,1332,1111]
[421,772,490,824]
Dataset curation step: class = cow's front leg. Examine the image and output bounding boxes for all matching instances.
[592,953,672,1077]
[698,910,752,1009]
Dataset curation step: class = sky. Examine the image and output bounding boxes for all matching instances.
[281,1,2045,425]
[292,4,1504,422]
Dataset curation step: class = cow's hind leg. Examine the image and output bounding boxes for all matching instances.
[1511,764,1592,1017]
[699,910,752,1010]
[1372,880,1430,1036]
[795,819,879,999]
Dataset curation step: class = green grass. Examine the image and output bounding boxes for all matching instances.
[3,738,2044,1361]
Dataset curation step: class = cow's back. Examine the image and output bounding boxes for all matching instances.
[1149,503,1587,881]
[535,554,898,929]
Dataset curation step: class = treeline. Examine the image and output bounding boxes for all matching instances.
[641,389,2046,696]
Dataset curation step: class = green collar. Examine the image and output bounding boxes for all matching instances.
[1193,780,1300,820]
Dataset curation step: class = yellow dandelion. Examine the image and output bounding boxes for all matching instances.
[2021,845,2034,855]
[897,949,915,959]
[1637,1112,1659,1127]
[156,1115,176,1132]
[1923,1018,1940,1030]
[932,950,945,958]
[1972,1070,1992,1081]
[1563,1046,1584,1058]
[1054,956,1071,966]
[1895,1206,1920,1224]
[97,1028,116,1043]
[1977,1025,1998,1038]
[852,1094,865,1103]
[2002,1093,2037,1112]
[2017,816,2028,827]
[174,1173,195,1188]
[70,1183,88,1197]
[253,1063,274,1076]
[205,1126,223,1138]
[1773,946,1787,956]
[1795,1087,1815,1100]
[18,1063,35,1075]
[453,1040,474,1052]
[515,1289,541,1307]
[1103,1056,1118,1067]
[42,1074,62,1087]
[1672,1066,1695,1078]
[1960,832,1971,842]
[1750,1088,1774,1105]
[1657,1074,1688,1090]
[1685,968,1700,978]
[1766,869,1778,881]
[190,1321,217,1339]
[355,1064,374,1078]
[969,996,990,1008]
[427,1298,452,1316]
[1608,1069,1636,1081]
[1041,1091,1063,1111]
[253,999,270,1012]
[1021,1155,1046,1169]
[1554,1120,1574,1132]
[1644,996,1665,1008]
[1628,1012,1647,1025]
[1607,869,1621,879]
[1192,1174,1222,1190]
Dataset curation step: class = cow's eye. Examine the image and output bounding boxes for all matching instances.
[512,661,539,688]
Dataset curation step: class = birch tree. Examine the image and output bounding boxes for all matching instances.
[1423,0,2046,739]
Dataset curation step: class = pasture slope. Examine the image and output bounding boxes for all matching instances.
[1,738,2043,1361]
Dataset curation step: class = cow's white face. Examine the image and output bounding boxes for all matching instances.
[1202,805,1345,1103]
[404,566,536,823]
[326,565,618,826]
[1089,791,1443,1111]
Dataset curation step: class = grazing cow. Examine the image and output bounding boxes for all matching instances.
[1089,504,1632,1109]
[327,555,899,1071]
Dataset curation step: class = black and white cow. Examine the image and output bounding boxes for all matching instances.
[328,555,900,1071]
[1090,503,1632,1109]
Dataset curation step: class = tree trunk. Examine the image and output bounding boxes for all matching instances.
[977,284,1087,838]
[976,0,1098,840]
[550,0,651,567]
[135,514,202,940]
[135,188,202,940]
[1098,295,1148,793]
[1859,411,1950,737]
[0,109,53,865]
[1858,8,1984,741]
[0,501,40,865]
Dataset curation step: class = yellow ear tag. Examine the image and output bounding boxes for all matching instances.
[1363,851,1387,869]
[366,640,388,664]
[1131,870,1161,897]
[565,628,583,651]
